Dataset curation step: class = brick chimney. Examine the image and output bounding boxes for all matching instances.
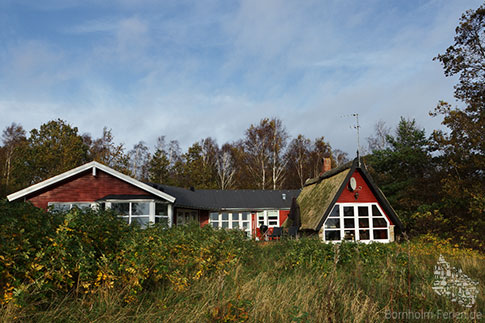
[320,157,332,176]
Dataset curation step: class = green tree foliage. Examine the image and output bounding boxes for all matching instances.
[181,140,218,189]
[85,127,130,174]
[366,118,434,228]
[427,3,485,250]
[13,119,89,185]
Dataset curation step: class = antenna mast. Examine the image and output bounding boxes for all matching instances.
[352,113,361,167]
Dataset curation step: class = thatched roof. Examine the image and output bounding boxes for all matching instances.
[292,158,403,232]
[297,168,350,230]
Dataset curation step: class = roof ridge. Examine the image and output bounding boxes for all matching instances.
[303,159,355,186]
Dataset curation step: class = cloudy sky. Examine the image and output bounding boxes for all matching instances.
[0,0,481,156]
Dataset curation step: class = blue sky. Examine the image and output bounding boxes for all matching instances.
[0,0,482,155]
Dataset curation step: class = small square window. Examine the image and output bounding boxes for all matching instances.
[359,218,369,228]
[222,213,229,221]
[359,230,370,240]
[344,207,354,217]
[325,230,341,241]
[231,213,239,221]
[325,218,340,229]
[358,206,368,217]
[373,218,387,228]
[344,219,355,228]
[373,229,388,239]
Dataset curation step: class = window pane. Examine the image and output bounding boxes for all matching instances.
[241,212,249,221]
[111,203,129,215]
[132,202,150,215]
[268,221,278,226]
[359,230,370,240]
[358,206,368,217]
[212,222,219,228]
[221,222,229,229]
[343,230,355,240]
[344,219,355,228]
[232,222,239,228]
[155,216,169,226]
[222,213,229,221]
[242,222,249,229]
[155,203,168,216]
[325,230,341,241]
[231,213,239,221]
[329,205,340,217]
[132,217,150,228]
[373,230,388,239]
[51,203,70,212]
[325,218,340,229]
[344,207,354,217]
[359,218,369,228]
[373,218,387,228]
[372,205,383,217]
[210,213,219,221]
[71,203,91,210]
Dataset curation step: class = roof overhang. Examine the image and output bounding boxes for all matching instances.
[7,161,176,203]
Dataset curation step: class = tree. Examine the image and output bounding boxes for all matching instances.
[366,118,434,228]
[148,136,171,184]
[216,144,236,190]
[14,119,89,185]
[1,123,26,187]
[285,135,311,188]
[367,120,391,151]
[429,3,485,249]
[88,127,130,173]
[0,123,27,195]
[243,118,288,190]
[181,141,217,189]
[309,137,333,178]
[129,141,150,180]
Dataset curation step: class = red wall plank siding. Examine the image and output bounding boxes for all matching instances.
[279,210,289,226]
[337,169,393,225]
[26,169,153,210]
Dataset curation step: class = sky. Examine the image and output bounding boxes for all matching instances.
[0,0,482,156]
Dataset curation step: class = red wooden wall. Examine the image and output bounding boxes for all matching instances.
[26,169,153,210]
[337,169,393,225]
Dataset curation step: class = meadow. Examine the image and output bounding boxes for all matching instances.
[0,201,483,322]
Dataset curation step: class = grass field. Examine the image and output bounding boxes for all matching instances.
[0,204,484,322]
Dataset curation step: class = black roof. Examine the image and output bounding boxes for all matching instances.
[147,183,300,211]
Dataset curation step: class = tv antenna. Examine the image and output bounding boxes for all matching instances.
[341,113,361,167]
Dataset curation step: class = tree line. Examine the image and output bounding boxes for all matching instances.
[0,3,483,249]
[0,117,350,196]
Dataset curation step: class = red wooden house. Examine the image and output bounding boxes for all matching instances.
[288,158,403,242]
[6,161,299,239]
[7,158,402,242]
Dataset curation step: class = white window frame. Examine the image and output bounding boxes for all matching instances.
[48,202,96,211]
[209,211,252,236]
[106,200,173,228]
[322,203,390,243]
[175,208,199,226]
[256,210,280,228]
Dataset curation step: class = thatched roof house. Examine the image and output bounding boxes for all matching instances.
[287,158,402,243]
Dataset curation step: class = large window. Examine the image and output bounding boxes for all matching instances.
[48,202,94,212]
[323,203,390,243]
[256,210,279,227]
[176,209,199,225]
[210,212,251,236]
[111,202,150,227]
